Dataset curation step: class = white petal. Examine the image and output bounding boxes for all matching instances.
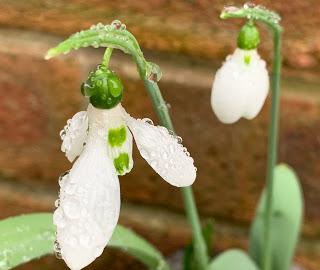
[87,104,133,175]
[211,49,269,124]
[124,115,196,187]
[54,136,120,270]
[61,111,89,162]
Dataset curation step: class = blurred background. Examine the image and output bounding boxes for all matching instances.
[0,0,319,269]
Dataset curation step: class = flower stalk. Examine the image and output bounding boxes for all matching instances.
[102,47,113,67]
[220,4,283,270]
[264,27,282,270]
[144,79,209,269]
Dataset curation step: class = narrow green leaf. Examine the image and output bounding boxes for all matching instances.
[208,249,258,270]
[110,225,170,270]
[0,213,55,270]
[0,213,170,270]
[249,164,304,270]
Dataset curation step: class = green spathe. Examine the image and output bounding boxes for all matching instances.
[81,65,124,109]
[237,23,260,50]
[113,153,130,174]
[108,126,127,147]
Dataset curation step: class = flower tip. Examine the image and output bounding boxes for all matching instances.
[220,11,227,19]
[44,53,52,60]
[45,48,56,60]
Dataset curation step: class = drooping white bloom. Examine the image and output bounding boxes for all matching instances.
[54,103,196,270]
[211,48,269,124]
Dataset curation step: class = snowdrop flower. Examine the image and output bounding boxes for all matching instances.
[211,23,269,124]
[53,65,196,270]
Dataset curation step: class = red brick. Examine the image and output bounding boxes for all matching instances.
[0,0,319,72]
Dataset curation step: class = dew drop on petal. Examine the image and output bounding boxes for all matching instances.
[54,240,62,259]
[62,201,80,219]
[54,199,60,208]
[53,209,66,228]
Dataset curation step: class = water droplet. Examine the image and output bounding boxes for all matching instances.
[54,240,62,259]
[223,6,239,13]
[162,152,168,159]
[63,201,80,219]
[53,209,66,228]
[111,20,122,29]
[175,136,183,143]
[64,183,76,195]
[59,130,66,139]
[92,41,99,48]
[54,199,60,207]
[143,118,154,125]
[58,171,69,187]
[244,2,255,9]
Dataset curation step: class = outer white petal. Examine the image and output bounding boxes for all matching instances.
[54,135,120,270]
[124,114,196,187]
[211,49,269,124]
[60,111,89,162]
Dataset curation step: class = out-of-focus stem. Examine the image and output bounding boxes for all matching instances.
[263,27,282,270]
[144,79,209,270]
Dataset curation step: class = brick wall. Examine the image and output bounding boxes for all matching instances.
[0,1,319,269]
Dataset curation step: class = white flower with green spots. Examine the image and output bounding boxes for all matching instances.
[211,23,269,124]
[54,103,196,270]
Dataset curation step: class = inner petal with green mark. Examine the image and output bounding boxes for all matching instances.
[108,125,126,147]
[244,55,251,65]
[106,123,133,176]
[113,153,129,175]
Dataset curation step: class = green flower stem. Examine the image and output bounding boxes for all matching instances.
[102,47,113,67]
[263,28,282,270]
[144,80,209,270]
[220,5,283,270]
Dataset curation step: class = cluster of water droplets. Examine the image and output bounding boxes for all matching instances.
[60,111,88,162]
[125,115,196,186]
[64,20,130,54]
[53,169,100,260]
[53,171,69,259]
[222,2,281,25]
[0,223,55,269]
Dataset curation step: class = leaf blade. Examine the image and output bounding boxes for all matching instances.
[0,213,170,270]
[208,249,259,270]
[249,164,304,270]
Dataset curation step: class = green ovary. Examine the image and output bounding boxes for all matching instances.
[108,126,127,147]
[114,153,129,174]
